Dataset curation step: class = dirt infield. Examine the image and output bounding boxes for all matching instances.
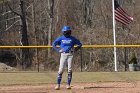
[0,81,140,93]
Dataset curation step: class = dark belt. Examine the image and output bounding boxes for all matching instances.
[63,51,73,53]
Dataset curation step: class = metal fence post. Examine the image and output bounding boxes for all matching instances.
[80,48,83,72]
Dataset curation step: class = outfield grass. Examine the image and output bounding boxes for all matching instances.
[0,72,140,85]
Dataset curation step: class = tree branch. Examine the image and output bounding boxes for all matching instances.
[7,3,22,17]
[0,16,20,22]
[5,20,20,31]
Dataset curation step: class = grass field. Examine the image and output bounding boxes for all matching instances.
[0,71,140,85]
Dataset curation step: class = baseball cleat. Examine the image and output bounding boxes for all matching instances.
[66,85,71,89]
[55,85,60,90]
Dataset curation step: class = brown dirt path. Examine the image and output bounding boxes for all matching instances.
[0,81,140,93]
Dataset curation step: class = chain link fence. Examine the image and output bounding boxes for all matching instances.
[0,46,140,72]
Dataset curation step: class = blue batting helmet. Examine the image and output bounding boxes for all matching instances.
[61,26,71,33]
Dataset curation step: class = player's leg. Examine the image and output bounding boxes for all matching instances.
[66,54,73,89]
[55,53,67,90]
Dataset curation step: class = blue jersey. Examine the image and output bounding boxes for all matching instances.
[53,35,82,53]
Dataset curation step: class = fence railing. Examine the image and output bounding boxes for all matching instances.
[1,45,140,48]
[0,45,140,72]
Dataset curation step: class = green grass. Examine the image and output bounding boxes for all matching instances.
[0,72,140,85]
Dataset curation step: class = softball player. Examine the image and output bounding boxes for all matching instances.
[53,26,82,90]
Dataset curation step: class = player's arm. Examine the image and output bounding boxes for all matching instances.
[74,38,82,52]
[52,38,61,52]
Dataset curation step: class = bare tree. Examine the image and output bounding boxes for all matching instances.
[7,0,31,69]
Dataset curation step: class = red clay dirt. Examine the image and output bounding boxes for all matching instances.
[0,81,140,93]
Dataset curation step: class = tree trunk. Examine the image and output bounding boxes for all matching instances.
[47,0,54,58]
[20,0,31,70]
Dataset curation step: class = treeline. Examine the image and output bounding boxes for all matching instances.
[0,0,140,71]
